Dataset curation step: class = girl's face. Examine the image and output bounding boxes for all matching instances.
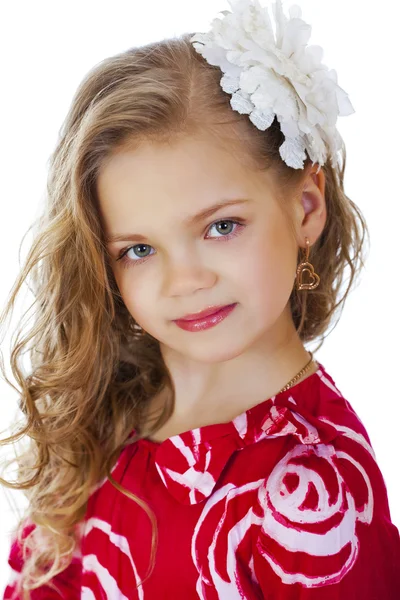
[97,133,304,364]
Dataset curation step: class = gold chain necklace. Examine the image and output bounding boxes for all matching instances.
[275,351,316,396]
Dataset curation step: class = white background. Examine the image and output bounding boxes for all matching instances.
[0,0,399,592]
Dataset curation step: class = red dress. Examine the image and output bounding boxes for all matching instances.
[3,360,400,599]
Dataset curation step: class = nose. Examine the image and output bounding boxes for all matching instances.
[163,251,216,297]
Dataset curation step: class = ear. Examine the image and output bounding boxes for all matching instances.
[294,163,327,249]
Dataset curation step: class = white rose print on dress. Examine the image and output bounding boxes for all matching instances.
[191,427,375,598]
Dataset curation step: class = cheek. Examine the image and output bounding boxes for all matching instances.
[114,270,154,321]
[238,226,296,309]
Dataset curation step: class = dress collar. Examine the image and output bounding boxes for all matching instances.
[131,361,340,505]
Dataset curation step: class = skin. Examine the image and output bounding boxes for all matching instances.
[97,131,327,441]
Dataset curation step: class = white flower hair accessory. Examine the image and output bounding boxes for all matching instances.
[190,0,355,171]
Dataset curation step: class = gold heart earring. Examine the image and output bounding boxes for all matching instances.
[296,237,320,291]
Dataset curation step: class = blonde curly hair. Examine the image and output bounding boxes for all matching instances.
[0,33,369,597]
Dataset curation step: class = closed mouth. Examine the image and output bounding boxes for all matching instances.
[175,304,235,321]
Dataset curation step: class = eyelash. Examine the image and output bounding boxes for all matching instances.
[116,218,246,269]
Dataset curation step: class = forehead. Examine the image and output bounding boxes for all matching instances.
[96,133,275,234]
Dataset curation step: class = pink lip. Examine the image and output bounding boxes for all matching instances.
[176,304,233,321]
[173,303,237,332]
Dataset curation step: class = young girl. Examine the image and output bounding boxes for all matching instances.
[1,0,399,598]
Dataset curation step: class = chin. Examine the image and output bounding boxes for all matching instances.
[177,336,248,364]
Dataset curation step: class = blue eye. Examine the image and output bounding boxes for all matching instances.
[116,218,246,269]
[207,220,235,237]
[116,243,155,266]
[127,244,153,260]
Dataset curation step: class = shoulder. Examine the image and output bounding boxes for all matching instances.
[248,366,400,595]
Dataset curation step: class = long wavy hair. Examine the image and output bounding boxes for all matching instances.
[0,34,369,597]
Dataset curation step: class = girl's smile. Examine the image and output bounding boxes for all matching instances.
[172,302,238,332]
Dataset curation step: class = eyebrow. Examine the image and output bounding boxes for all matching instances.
[105,198,252,244]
